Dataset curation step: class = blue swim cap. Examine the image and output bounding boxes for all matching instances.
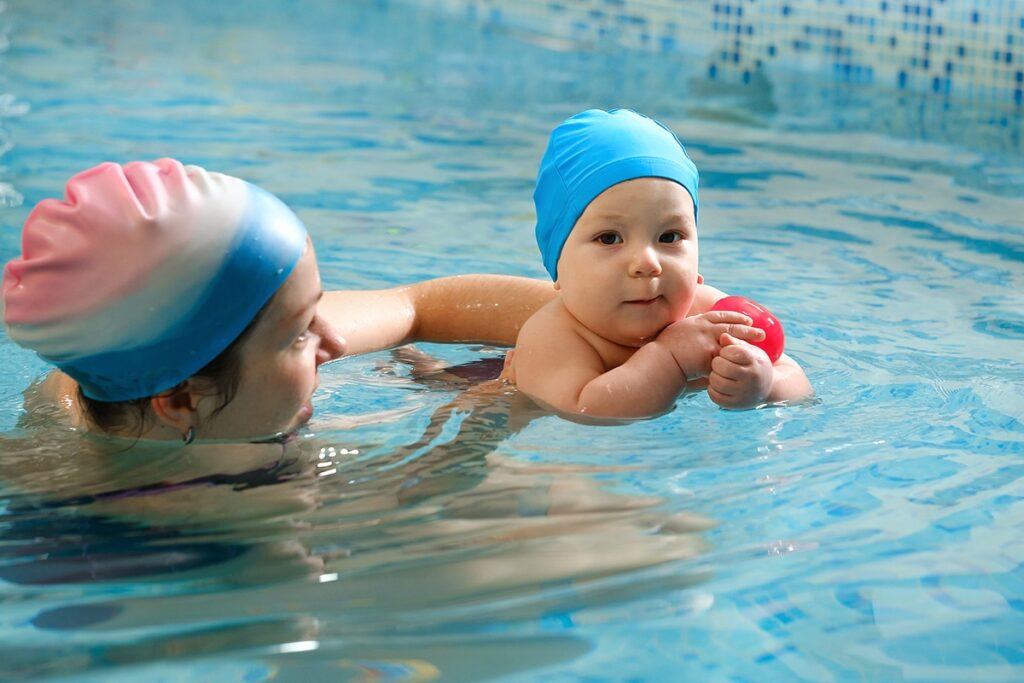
[533,109,699,280]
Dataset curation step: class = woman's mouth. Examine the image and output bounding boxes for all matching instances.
[297,401,314,423]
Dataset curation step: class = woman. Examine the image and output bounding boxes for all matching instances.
[3,158,554,442]
[0,162,708,664]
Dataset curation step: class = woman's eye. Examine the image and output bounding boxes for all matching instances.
[295,321,315,345]
[659,231,683,243]
[597,233,622,245]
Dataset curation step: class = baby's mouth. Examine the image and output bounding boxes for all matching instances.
[625,295,662,306]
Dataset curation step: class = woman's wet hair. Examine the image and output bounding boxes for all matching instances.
[78,295,275,438]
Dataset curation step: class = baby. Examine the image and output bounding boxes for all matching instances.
[510,109,811,420]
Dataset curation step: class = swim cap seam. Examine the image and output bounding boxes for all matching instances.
[544,160,575,280]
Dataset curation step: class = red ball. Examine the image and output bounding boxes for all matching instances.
[710,295,785,363]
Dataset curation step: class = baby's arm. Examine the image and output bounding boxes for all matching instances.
[513,306,762,420]
[320,275,555,356]
[513,328,681,420]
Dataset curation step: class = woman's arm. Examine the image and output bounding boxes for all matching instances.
[319,275,555,357]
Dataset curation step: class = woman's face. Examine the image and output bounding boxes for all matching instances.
[195,244,347,439]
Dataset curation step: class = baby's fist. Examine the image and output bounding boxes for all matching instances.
[708,334,774,409]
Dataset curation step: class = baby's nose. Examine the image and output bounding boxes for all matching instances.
[630,246,662,277]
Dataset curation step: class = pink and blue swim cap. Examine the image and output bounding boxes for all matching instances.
[2,158,307,401]
[534,109,700,280]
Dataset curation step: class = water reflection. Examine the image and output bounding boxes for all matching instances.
[0,354,712,680]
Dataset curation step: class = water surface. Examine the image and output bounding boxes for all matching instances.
[0,1,1022,681]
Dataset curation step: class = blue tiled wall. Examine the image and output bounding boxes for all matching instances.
[416,0,1024,106]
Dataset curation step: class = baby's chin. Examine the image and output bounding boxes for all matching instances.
[567,302,681,348]
[609,316,680,345]
[597,323,673,348]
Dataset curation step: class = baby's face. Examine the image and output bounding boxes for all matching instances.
[556,177,699,346]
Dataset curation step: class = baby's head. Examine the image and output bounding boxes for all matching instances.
[534,109,699,281]
[532,110,702,344]
[2,158,308,402]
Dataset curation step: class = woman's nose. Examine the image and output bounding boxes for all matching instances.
[630,246,662,277]
[312,316,347,365]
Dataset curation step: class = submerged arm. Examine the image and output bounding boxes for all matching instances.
[320,275,555,357]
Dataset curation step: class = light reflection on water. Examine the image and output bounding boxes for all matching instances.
[0,1,1022,681]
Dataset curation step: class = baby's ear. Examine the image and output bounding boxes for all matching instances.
[697,273,705,284]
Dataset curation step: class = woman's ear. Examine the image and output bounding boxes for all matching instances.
[697,273,705,284]
[149,384,201,434]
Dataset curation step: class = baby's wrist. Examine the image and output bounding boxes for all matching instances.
[740,369,773,407]
[641,339,689,382]
[665,344,699,380]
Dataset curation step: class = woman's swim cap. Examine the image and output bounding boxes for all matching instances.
[2,158,307,401]
[534,109,699,280]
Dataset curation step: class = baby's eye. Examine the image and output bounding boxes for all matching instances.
[596,232,622,245]
[659,231,683,244]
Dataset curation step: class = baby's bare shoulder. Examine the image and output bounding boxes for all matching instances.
[690,282,729,314]
[518,297,580,340]
[515,299,602,368]
[510,299,608,404]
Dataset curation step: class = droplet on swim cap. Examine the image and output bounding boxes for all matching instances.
[534,109,699,280]
[2,158,308,401]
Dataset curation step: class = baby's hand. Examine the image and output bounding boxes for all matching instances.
[708,333,774,409]
[657,311,765,380]
[499,349,516,383]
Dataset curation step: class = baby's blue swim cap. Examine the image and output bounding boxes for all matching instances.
[533,109,699,280]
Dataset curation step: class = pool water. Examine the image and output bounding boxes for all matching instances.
[1,1,1023,681]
